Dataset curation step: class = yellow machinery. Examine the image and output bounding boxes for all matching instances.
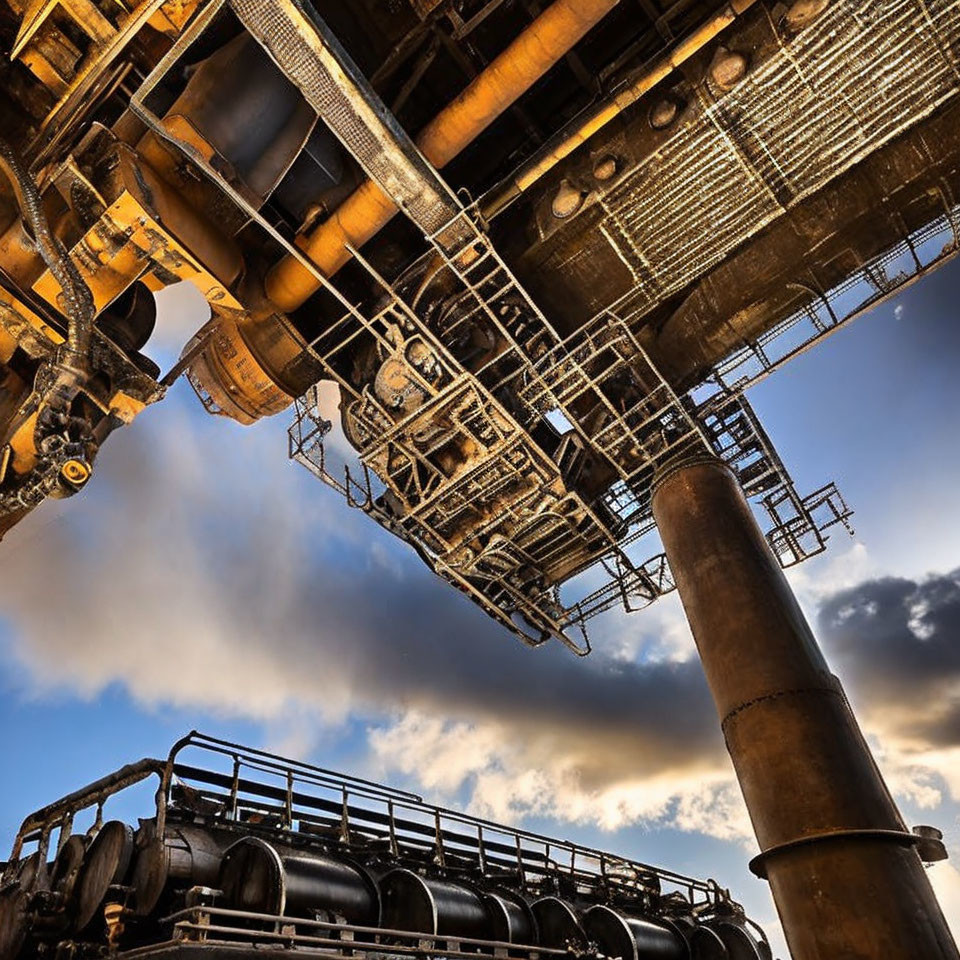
[1,0,956,648]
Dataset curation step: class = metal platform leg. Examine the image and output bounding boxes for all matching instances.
[651,452,958,960]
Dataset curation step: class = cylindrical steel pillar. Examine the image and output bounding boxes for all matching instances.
[651,452,958,960]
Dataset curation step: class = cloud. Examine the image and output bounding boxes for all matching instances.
[0,384,736,838]
[785,540,878,612]
[817,569,960,751]
[2,370,959,860]
[366,709,751,841]
[929,860,960,944]
[812,568,960,847]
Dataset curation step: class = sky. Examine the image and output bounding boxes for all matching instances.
[0,255,959,957]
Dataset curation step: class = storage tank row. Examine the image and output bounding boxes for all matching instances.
[1,818,770,960]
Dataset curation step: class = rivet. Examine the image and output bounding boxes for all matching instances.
[552,180,584,219]
[709,47,748,92]
[593,155,618,181]
[649,99,679,130]
[784,0,830,32]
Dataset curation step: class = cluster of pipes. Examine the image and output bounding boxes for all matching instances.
[0,815,768,960]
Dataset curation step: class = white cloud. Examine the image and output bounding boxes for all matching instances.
[928,861,960,941]
[599,592,696,665]
[367,710,752,841]
[785,540,878,615]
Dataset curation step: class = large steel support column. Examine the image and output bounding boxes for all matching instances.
[651,453,958,960]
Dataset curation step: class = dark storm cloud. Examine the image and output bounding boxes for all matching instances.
[0,389,724,790]
[818,568,960,747]
[3,383,956,826]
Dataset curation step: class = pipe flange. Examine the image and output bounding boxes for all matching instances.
[748,828,921,879]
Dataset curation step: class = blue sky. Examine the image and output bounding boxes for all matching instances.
[1,257,959,956]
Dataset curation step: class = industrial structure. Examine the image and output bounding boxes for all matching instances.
[0,731,774,960]
[0,0,957,956]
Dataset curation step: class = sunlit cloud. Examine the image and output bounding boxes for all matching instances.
[0,378,958,876]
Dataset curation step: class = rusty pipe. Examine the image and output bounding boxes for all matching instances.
[482,0,760,218]
[264,0,620,313]
[651,453,959,960]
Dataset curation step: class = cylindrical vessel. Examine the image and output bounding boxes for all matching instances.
[219,837,379,923]
[688,926,728,960]
[651,454,959,960]
[12,851,44,894]
[583,905,688,960]
[380,869,491,939]
[43,833,89,935]
[708,921,767,960]
[530,897,586,950]
[482,889,538,944]
[73,822,135,932]
[0,887,30,960]
[50,834,87,907]
[132,823,234,916]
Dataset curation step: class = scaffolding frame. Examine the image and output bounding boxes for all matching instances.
[129,0,865,652]
[6,732,757,959]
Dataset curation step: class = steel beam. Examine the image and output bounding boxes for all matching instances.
[263,0,621,312]
[651,452,958,960]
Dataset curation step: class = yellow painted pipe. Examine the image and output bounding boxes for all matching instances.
[483,0,760,216]
[265,0,620,313]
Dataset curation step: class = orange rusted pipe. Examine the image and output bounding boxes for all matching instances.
[264,0,620,313]
[482,0,760,217]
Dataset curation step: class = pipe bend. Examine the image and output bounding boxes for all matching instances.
[0,138,95,363]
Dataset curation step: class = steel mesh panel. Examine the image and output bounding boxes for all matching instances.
[728,0,959,196]
[604,0,960,325]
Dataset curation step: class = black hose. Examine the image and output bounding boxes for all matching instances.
[0,137,95,361]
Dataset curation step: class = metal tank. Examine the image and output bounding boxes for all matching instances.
[482,888,538,944]
[73,821,136,933]
[219,836,379,923]
[688,926,730,960]
[380,868,492,939]
[132,821,236,917]
[530,896,587,950]
[0,733,762,960]
[708,921,769,960]
[582,904,689,960]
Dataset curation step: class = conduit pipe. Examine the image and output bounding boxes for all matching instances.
[264,0,620,313]
[481,0,760,218]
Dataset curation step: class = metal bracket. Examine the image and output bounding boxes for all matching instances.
[230,0,465,238]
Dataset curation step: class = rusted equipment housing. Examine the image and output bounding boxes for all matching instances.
[0,0,957,647]
[0,732,771,960]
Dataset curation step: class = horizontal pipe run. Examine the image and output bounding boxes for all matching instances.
[413,0,620,166]
[481,0,760,218]
[264,0,620,313]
